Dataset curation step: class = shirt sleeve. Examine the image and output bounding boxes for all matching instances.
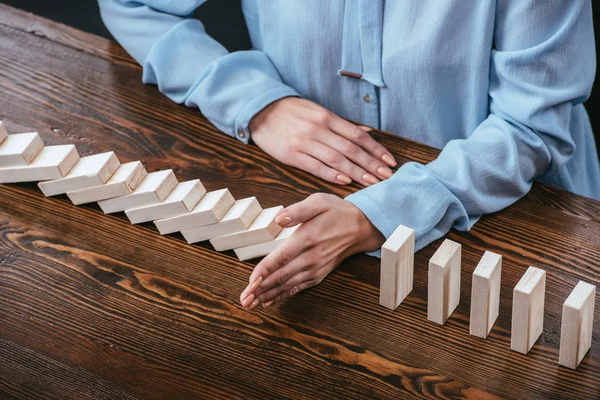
[97,0,299,143]
[346,0,596,255]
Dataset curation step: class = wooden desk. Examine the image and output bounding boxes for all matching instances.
[0,4,598,399]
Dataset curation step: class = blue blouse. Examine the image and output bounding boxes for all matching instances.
[99,0,600,252]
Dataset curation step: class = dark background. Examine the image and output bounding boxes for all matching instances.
[3,0,599,151]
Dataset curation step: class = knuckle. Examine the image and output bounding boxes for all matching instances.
[289,286,300,296]
[324,151,344,166]
[313,109,331,125]
[350,126,367,142]
[276,270,288,284]
[278,250,293,268]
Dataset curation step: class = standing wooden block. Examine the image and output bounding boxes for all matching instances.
[0,145,79,183]
[511,266,546,354]
[559,281,596,369]
[0,132,44,167]
[125,180,206,224]
[428,239,461,325]
[67,161,147,205]
[154,189,235,235]
[210,206,284,251]
[379,225,415,310]
[181,197,262,243]
[0,121,7,143]
[470,251,502,338]
[97,170,177,214]
[234,225,299,261]
[38,152,120,196]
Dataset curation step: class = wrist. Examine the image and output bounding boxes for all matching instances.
[346,200,386,253]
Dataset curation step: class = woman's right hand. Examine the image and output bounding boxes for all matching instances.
[249,97,397,186]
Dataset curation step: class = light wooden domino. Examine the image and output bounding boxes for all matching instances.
[38,152,120,196]
[428,239,461,325]
[0,145,79,183]
[154,188,234,235]
[125,180,206,224]
[67,161,147,205]
[97,169,177,214]
[511,266,546,354]
[234,225,299,261]
[379,225,415,310]
[181,197,262,243]
[0,121,7,143]
[0,132,44,167]
[470,251,502,338]
[559,281,596,369]
[210,206,284,252]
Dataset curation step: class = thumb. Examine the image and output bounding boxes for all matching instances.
[275,193,332,227]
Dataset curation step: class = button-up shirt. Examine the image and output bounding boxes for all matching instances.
[99,0,600,252]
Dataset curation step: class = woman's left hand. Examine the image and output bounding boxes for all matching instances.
[239,193,385,310]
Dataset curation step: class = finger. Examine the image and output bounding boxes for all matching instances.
[302,140,378,186]
[256,270,314,307]
[329,118,397,167]
[254,245,315,297]
[290,153,352,185]
[264,279,317,309]
[243,231,311,300]
[317,131,392,181]
[274,192,332,228]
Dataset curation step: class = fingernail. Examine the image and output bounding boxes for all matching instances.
[242,293,255,308]
[359,125,371,131]
[248,298,260,310]
[363,173,379,185]
[263,300,274,309]
[377,166,393,179]
[336,174,352,184]
[250,276,263,290]
[275,215,291,226]
[382,154,397,167]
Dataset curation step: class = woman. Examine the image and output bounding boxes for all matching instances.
[99,1,599,310]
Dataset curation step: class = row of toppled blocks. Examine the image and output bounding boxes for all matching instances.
[0,121,297,261]
[379,225,596,370]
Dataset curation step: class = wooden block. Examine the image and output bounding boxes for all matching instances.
[154,188,234,235]
[38,152,120,196]
[0,132,44,167]
[67,161,147,205]
[210,206,284,252]
[0,145,79,183]
[428,239,461,325]
[470,251,502,338]
[234,225,299,261]
[559,281,596,369]
[511,266,546,354]
[379,225,415,310]
[97,169,177,214]
[181,197,262,243]
[125,180,206,224]
[0,121,7,143]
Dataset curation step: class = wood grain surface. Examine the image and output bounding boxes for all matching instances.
[0,4,598,399]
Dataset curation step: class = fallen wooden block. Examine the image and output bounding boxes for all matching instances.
[154,188,234,235]
[125,180,206,224]
[210,206,284,252]
[181,197,262,243]
[97,169,177,214]
[428,239,461,325]
[0,132,44,167]
[511,266,546,354]
[0,145,79,183]
[38,152,120,196]
[379,224,415,310]
[67,161,147,205]
[559,281,596,369]
[234,225,299,261]
[0,121,7,143]
[470,251,502,338]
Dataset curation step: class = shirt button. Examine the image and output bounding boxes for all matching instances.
[363,94,371,103]
[237,129,247,139]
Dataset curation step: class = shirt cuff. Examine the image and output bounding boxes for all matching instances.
[233,86,300,144]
